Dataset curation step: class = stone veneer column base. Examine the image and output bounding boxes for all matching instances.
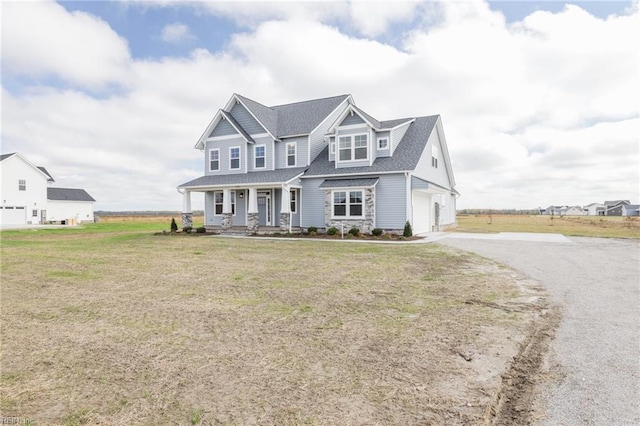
[279,212,291,232]
[247,212,259,233]
[221,213,233,230]
[181,213,193,229]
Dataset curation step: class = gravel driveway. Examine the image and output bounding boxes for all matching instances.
[437,234,640,426]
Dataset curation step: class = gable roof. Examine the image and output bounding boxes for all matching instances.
[1,152,54,181]
[304,115,440,177]
[48,187,95,202]
[179,167,307,188]
[0,153,15,162]
[604,200,630,206]
[220,110,254,143]
[38,166,55,182]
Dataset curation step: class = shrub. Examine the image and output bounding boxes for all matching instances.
[307,226,318,234]
[348,227,360,237]
[327,226,339,236]
[183,226,192,233]
[309,231,317,237]
[403,221,413,237]
[372,228,383,236]
[196,227,206,234]
[170,218,178,232]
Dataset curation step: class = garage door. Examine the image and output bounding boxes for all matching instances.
[0,206,27,226]
[412,191,431,234]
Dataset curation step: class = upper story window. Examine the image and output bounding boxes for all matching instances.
[377,138,389,150]
[18,179,26,191]
[230,147,240,170]
[209,149,220,171]
[255,145,265,169]
[431,145,439,168]
[330,140,335,156]
[286,142,296,167]
[338,134,368,161]
[332,190,364,218]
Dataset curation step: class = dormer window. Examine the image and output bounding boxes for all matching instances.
[377,138,389,150]
[338,134,368,161]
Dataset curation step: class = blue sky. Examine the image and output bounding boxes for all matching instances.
[2,1,638,210]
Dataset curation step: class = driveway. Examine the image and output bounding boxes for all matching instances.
[437,234,640,425]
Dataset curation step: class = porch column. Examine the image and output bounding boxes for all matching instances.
[221,188,233,229]
[247,187,259,232]
[280,186,291,232]
[181,190,193,229]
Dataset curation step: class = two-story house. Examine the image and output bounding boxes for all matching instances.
[178,94,458,234]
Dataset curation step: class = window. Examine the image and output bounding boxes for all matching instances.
[230,147,240,170]
[338,134,368,161]
[330,140,335,155]
[255,145,265,169]
[18,179,26,191]
[332,190,364,218]
[431,145,439,168]
[209,149,220,171]
[377,137,388,150]
[32,210,38,217]
[286,143,296,167]
[290,189,297,213]
[214,191,236,215]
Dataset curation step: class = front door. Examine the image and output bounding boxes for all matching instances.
[258,191,271,226]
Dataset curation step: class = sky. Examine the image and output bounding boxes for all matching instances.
[1,0,638,211]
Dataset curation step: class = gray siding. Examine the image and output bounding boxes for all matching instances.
[205,138,247,175]
[275,136,308,168]
[390,121,411,153]
[375,174,407,229]
[300,178,326,228]
[411,176,429,190]
[209,119,237,137]
[204,190,246,226]
[340,113,365,126]
[230,102,266,135]
[412,125,451,189]
[248,136,274,172]
[375,131,391,159]
[309,100,349,164]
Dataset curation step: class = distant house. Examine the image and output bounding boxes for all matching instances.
[178,93,459,234]
[564,206,585,216]
[604,200,630,216]
[0,152,95,226]
[622,204,640,217]
[543,205,568,216]
[583,202,605,216]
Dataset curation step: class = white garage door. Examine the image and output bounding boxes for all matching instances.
[0,206,27,226]
[412,191,431,234]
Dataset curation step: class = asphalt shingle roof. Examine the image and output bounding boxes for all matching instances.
[319,178,379,188]
[0,153,15,161]
[48,188,95,202]
[38,166,55,182]
[179,167,307,188]
[304,115,439,177]
[220,110,254,143]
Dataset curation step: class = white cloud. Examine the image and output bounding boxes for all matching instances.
[2,0,131,89]
[161,22,195,43]
[1,0,638,210]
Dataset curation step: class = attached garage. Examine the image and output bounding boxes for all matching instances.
[412,191,432,234]
[0,206,27,226]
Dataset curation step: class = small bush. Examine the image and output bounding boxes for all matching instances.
[327,226,338,236]
[196,227,206,234]
[307,226,318,234]
[403,221,413,237]
[399,235,406,241]
[170,218,178,232]
[309,231,317,237]
[372,228,383,236]
[183,226,192,233]
[348,227,360,237]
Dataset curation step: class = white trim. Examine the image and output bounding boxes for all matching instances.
[327,103,377,133]
[299,170,410,179]
[206,134,244,142]
[286,142,297,167]
[213,190,237,216]
[290,189,298,214]
[208,148,220,172]
[377,137,389,150]
[331,189,365,219]
[180,172,306,192]
[254,144,266,169]
[229,146,241,170]
[252,132,270,138]
[308,95,352,138]
[226,94,278,141]
[336,123,369,131]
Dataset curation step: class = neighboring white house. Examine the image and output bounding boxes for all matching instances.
[583,202,605,216]
[564,206,585,216]
[622,204,640,217]
[0,153,95,226]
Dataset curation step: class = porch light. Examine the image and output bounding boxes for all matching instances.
[239,192,244,198]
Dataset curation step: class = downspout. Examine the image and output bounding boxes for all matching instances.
[405,172,412,226]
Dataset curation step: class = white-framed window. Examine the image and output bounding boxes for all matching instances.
[332,190,364,218]
[18,179,26,191]
[254,145,265,169]
[286,142,296,167]
[209,149,220,171]
[377,137,389,150]
[214,191,236,216]
[32,209,38,217]
[330,139,335,155]
[338,134,368,161]
[431,145,439,168]
[290,189,297,213]
[229,147,241,170]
